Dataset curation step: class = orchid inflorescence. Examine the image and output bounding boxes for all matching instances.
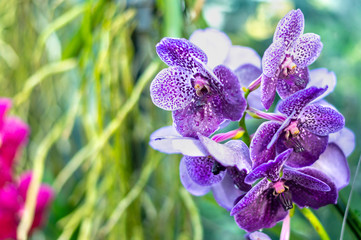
[149,9,354,238]
[0,99,54,240]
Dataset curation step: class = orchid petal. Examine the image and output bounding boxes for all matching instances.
[277,86,327,117]
[149,126,208,156]
[156,38,207,69]
[276,67,310,99]
[299,104,345,136]
[250,121,281,168]
[311,143,350,190]
[189,28,231,69]
[184,156,225,186]
[262,40,286,78]
[179,157,211,196]
[287,168,337,209]
[198,135,251,171]
[150,67,194,111]
[273,9,304,48]
[307,68,336,101]
[261,74,277,110]
[329,127,355,157]
[292,33,323,68]
[224,46,262,70]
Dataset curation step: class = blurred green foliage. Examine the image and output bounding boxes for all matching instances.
[0,0,360,239]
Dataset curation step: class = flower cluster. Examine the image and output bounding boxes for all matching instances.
[149,9,354,237]
[0,99,54,240]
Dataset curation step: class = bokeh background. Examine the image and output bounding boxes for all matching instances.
[0,0,360,239]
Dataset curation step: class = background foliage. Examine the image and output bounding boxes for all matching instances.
[0,0,360,239]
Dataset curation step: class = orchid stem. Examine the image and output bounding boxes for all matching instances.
[299,208,330,240]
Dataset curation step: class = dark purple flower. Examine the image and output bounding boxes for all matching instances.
[150,126,251,209]
[231,149,337,232]
[150,38,246,137]
[250,86,344,168]
[261,9,323,109]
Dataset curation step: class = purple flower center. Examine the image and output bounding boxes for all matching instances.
[280,55,297,77]
[193,73,211,97]
[273,181,293,211]
[212,160,226,175]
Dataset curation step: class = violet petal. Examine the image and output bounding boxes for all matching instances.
[277,86,327,117]
[283,168,330,191]
[261,74,277,110]
[212,171,245,211]
[273,9,304,49]
[198,135,251,171]
[172,97,225,138]
[299,104,345,136]
[250,121,281,168]
[262,40,286,78]
[287,168,337,209]
[189,28,231,69]
[329,127,355,157]
[245,149,293,184]
[179,157,211,196]
[223,45,262,70]
[156,38,207,69]
[311,143,350,190]
[150,67,194,111]
[231,179,288,232]
[276,126,328,168]
[276,66,310,99]
[184,156,225,186]
[292,33,323,68]
[149,126,208,156]
[307,68,336,101]
[214,65,246,120]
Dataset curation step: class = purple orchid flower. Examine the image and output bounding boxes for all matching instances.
[260,9,323,109]
[250,86,344,168]
[150,37,247,138]
[231,149,337,232]
[149,126,251,210]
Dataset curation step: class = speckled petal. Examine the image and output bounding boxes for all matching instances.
[179,157,211,196]
[276,127,328,168]
[245,149,292,184]
[273,9,304,48]
[329,127,355,157]
[299,104,345,136]
[184,156,225,186]
[262,40,286,78]
[189,28,231,69]
[198,135,251,171]
[277,86,327,117]
[156,38,207,69]
[150,67,194,111]
[172,96,225,138]
[214,65,246,120]
[228,167,252,192]
[212,172,245,211]
[287,168,337,209]
[291,33,323,68]
[261,74,277,110]
[311,143,350,190]
[250,121,281,168]
[234,64,263,110]
[283,168,330,191]
[149,126,208,156]
[276,67,310,99]
[307,68,336,101]
[224,46,262,70]
[231,179,287,232]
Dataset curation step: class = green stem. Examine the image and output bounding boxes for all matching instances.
[299,208,330,240]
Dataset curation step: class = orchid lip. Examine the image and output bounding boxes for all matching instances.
[212,160,226,175]
[273,182,293,211]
